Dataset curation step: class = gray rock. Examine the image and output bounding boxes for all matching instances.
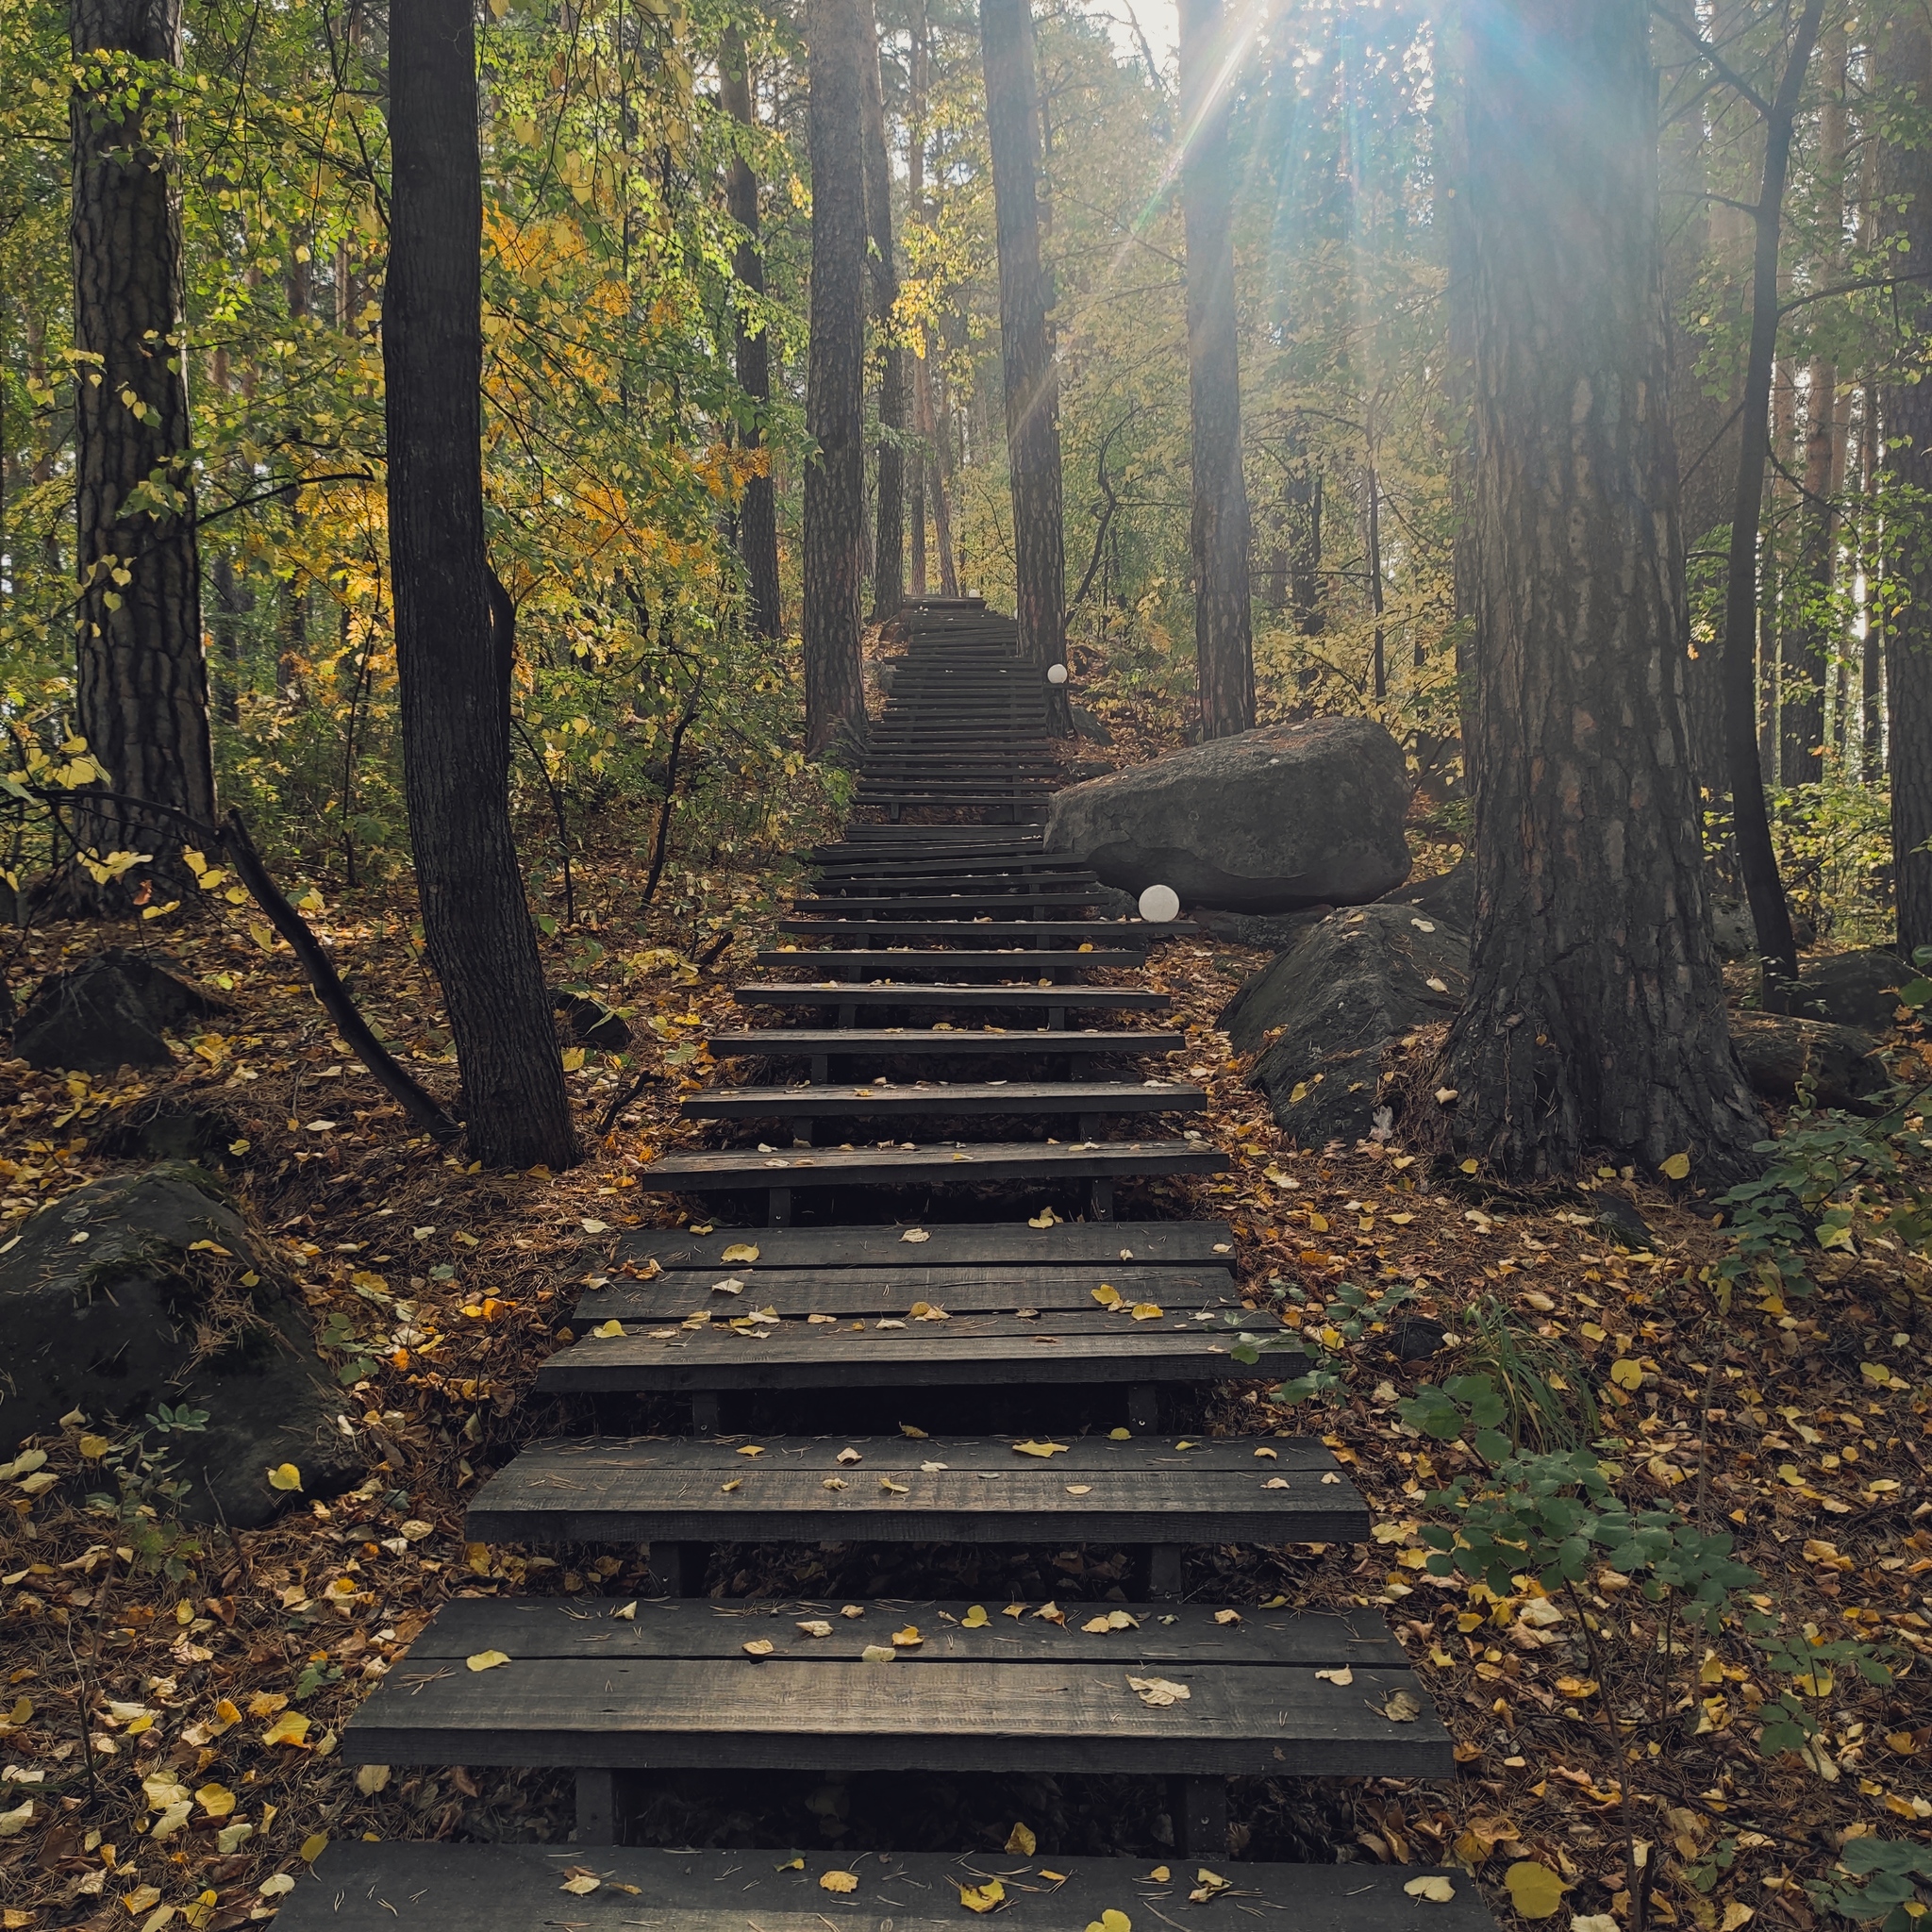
[1709,899,1757,962]
[555,991,631,1053]
[1376,858,1474,932]
[1044,716,1412,913]
[1728,1011,1888,1111]
[12,947,228,1073]
[1790,947,1908,1035]
[0,1166,364,1527]
[1192,905,1335,953]
[1070,705,1113,746]
[1224,903,1471,1148]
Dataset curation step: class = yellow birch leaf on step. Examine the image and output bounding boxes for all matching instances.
[1130,1303,1163,1322]
[880,1476,909,1494]
[1033,1602,1066,1624]
[1012,1440,1068,1457]
[720,1478,742,1492]
[960,1880,1007,1913]
[900,1423,928,1438]
[1126,1675,1190,1707]
[861,1644,895,1663]
[900,1228,930,1243]
[1504,1862,1566,1920]
[560,1874,600,1895]
[1028,1208,1058,1227]
[961,1605,990,1628]
[891,1625,923,1647]
[1082,1615,1114,1633]
[1109,1427,1132,1440]
[1006,1823,1037,1856]
[1004,1604,1025,1618]
[1315,1667,1353,1685]
[776,1857,804,1871]
[1254,1447,1278,1459]
[1377,1690,1421,1721]
[464,1651,510,1674]
[737,1444,765,1457]
[1085,1911,1131,1932]
[1214,1609,1241,1626]
[820,1871,861,1895]
[1405,1877,1457,1902]
[592,1320,626,1338]
[1091,1284,1122,1307]
[822,1477,848,1491]
[1066,1484,1093,1495]
[742,1640,775,1658]
[1147,1867,1171,1883]
[797,1621,833,1638]
[721,1243,760,1262]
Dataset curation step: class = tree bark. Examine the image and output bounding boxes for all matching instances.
[720,30,782,641]
[1178,0,1255,739]
[1882,16,1932,959]
[1782,21,1847,788]
[981,0,1071,733]
[803,0,870,757]
[1442,0,1762,1184]
[385,0,578,1171]
[908,0,931,600]
[1712,0,1823,1000]
[860,3,907,624]
[68,0,215,883]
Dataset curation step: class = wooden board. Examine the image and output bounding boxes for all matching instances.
[789,893,1103,915]
[615,1223,1238,1270]
[630,1141,1225,1193]
[464,1433,1371,1547]
[343,1650,1441,1779]
[731,984,1169,1011]
[754,951,1150,979]
[681,1079,1207,1121]
[706,1029,1186,1058]
[286,1843,1492,1932]
[534,1318,1290,1395]
[374,1595,1407,1668]
[779,920,1192,942]
[581,1261,1240,1315]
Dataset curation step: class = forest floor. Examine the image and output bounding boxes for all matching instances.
[0,689,1927,1932]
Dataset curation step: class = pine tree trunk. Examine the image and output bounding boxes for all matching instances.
[385,0,578,1171]
[860,5,907,624]
[803,0,869,757]
[1441,0,1761,1182]
[908,0,931,600]
[68,0,215,880]
[981,0,1071,733]
[1178,0,1254,739]
[721,31,782,641]
[1882,16,1932,958]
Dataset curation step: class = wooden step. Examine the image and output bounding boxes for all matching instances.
[464,1433,1369,1548]
[615,1220,1238,1271]
[545,1266,1283,1398]
[811,858,1089,883]
[681,1077,1206,1121]
[631,1139,1224,1192]
[790,892,1104,916]
[731,984,1169,1013]
[286,1843,1492,1932]
[778,919,1191,942]
[705,1028,1186,1060]
[755,949,1150,978]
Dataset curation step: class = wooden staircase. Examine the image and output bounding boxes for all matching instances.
[284,600,1484,1928]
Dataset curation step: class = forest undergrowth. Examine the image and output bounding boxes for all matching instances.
[0,710,1927,1930]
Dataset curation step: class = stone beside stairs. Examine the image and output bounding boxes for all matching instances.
[283,599,1490,1929]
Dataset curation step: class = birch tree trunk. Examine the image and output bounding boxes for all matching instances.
[860,3,907,624]
[1441,0,1762,1182]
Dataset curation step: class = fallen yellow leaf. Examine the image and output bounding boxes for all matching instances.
[820,1871,859,1894]
[1504,1860,1566,1919]
[960,1879,1007,1913]
[266,1462,302,1491]
[1006,1823,1036,1856]
[1012,1440,1069,1457]
[721,1243,760,1262]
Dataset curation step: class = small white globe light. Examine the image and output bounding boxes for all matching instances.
[1046,662,1069,685]
[1138,883,1180,924]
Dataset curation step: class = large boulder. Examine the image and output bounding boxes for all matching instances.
[0,1165,363,1527]
[1044,717,1411,913]
[12,947,227,1073]
[1377,858,1474,931]
[1728,1013,1888,1112]
[1224,903,1471,1148]
[1790,947,1909,1035]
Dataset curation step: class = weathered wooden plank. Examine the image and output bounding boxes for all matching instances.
[754,951,1150,978]
[789,893,1102,915]
[615,1222,1237,1269]
[582,1260,1236,1313]
[630,1141,1224,1192]
[730,984,1169,1011]
[535,1326,1288,1394]
[682,1079,1206,1121]
[706,1029,1187,1058]
[344,1655,1442,1777]
[380,1596,1404,1667]
[778,920,1191,941]
[464,1434,1368,1546]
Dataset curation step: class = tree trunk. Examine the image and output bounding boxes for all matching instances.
[1861,380,1885,780]
[721,29,782,641]
[385,0,578,1171]
[908,0,931,601]
[803,0,870,757]
[68,0,215,881]
[920,353,960,598]
[1715,0,1824,1000]
[1882,16,1932,959]
[860,4,908,625]
[1442,0,1762,1183]
[981,0,1071,733]
[1177,0,1255,739]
